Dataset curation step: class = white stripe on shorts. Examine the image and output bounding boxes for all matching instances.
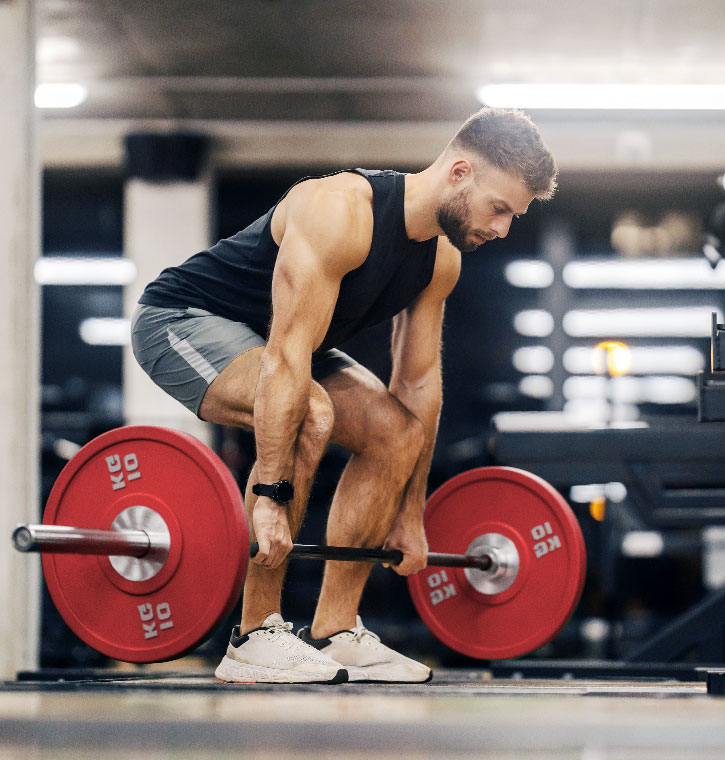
[167,328,219,384]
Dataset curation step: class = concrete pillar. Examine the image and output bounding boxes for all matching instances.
[123,134,213,445]
[0,0,41,677]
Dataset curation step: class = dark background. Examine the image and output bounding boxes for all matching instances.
[39,165,725,667]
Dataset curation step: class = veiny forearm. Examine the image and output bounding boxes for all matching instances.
[254,351,311,483]
[389,374,442,514]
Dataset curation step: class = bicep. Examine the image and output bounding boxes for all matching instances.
[266,191,368,360]
[267,238,341,357]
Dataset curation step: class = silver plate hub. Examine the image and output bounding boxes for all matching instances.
[109,506,170,581]
[464,533,519,595]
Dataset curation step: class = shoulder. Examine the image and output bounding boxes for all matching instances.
[274,172,373,272]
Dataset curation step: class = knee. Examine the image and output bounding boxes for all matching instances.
[365,402,424,468]
[297,385,335,462]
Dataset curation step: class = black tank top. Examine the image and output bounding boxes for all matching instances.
[139,169,439,352]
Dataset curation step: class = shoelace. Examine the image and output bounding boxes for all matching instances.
[351,623,381,645]
[262,621,299,647]
[264,621,293,635]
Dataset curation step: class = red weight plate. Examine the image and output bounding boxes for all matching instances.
[408,467,586,660]
[42,426,249,663]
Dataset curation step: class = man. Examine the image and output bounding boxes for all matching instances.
[131,107,557,684]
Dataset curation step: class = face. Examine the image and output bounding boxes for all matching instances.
[436,162,536,253]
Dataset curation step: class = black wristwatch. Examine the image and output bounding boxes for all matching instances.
[252,480,295,504]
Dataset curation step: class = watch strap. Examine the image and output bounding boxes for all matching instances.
[252,480,294,504]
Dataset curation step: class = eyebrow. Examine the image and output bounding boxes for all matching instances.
[494,198,527,216]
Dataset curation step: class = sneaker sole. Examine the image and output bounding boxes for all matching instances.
[215,656,348,684]
[344,664,433,683]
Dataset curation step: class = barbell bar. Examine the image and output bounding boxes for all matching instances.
[14,425,587,663]
[12,523,494,571]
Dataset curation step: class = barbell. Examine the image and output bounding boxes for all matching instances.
[11,425,587,663]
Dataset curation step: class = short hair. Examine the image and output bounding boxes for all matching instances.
[450,107,558,200]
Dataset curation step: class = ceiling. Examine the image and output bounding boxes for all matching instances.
[35,0,725,169]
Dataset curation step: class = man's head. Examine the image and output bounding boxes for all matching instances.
[436,107,558,252]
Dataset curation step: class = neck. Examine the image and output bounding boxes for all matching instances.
[403,159,447,242]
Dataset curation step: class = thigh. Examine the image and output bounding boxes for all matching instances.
[200,344,347,429]
[132,304,265,422]
[205,345,359,430]
[197,345,265,427]
[319,363,413,454]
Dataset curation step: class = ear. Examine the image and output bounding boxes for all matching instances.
[449,159,473,186]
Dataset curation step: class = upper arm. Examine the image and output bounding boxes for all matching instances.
[390,236,461,386]
[266,186,370,362]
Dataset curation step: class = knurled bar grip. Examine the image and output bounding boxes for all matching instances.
[12,524,493,571]
[250,542,493,571]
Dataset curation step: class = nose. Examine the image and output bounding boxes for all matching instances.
[490,215,513,239]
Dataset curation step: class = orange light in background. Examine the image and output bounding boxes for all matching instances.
[594,341,631,377]
[589,497,606,522]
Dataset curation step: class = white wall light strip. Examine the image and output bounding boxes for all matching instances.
[79,318,131,346]
[621,532,666,558]
[513,310,555,337]
[563,398,641,423]
[563,346,705,375]
[563,375,697,404]
[563,259,725,290]
[562,307,718,338]
[512,346,555,374]
[570,482,628,505]
[476,84,725,110]
[35,257,137,286]
[492,409,644,433]
[504,260,554,288]
[518,375,554,399]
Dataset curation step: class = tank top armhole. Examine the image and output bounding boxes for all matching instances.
[262,168,367,253]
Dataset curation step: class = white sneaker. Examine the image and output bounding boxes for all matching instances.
[298,616,432,683]
[215,613,348,684]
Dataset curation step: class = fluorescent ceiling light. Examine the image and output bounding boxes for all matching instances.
[564,259,725,290]
[505,260,554,288]
[513,310,554,337]
[79,318,131,346]
[562,307,718,338]
[35,83,87,109]
[36,36,82,64]
[35,257,136,286]
[476,83,725,111]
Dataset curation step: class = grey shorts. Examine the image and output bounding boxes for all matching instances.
[131,304,357,417]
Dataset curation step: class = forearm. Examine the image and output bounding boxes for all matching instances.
[388,375,442,516]
[254,350,311,483]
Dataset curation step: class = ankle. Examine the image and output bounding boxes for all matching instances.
[240,610,281,635]
[311,616,356,639]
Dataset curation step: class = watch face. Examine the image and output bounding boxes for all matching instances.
[275,480,294,503]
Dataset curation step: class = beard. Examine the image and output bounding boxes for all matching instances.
[436,186,480,253]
